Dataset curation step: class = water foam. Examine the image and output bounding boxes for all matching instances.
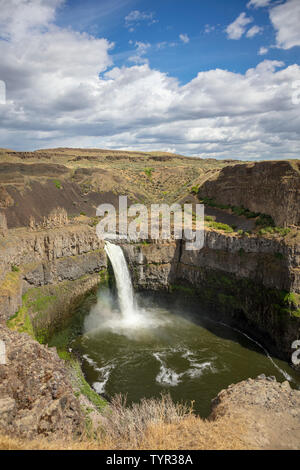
[153,349,216,386]
[83,354,114,394]
[92,365,114,394]
[153,352,183,386]
[84,241,168,337]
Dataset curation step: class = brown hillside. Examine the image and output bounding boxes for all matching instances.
[0,148,232,228]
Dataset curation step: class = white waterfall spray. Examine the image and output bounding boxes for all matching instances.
[84,242,167,334]
[104,241,137,321]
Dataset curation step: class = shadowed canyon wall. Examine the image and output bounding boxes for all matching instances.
[198,161,300,227]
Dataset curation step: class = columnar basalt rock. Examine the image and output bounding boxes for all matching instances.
[0,225,106,322]
[121,233,300,363]
[122,231,300,294]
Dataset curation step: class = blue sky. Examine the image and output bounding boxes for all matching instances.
[0,0,299,159]
[56,0,299,83]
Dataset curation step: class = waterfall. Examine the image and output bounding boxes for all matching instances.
[85,241,164,333]
[104,241,136,319]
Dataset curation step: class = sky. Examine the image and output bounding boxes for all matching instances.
[0,0,299,160]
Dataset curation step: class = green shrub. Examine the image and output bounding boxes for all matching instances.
[7,304,34,338]
[274,227,291,236]
[144,168,154,179]
[191,185,199,194]
[89,217,99,227]
[259,226,291,237]
[170,284,196,296]
[200,199,259,216]
[54,179,61,189]
[11,265,19,272]
[207,221,234,233]
[245,211,259,219]
[71,360,107,412]
[283,292,299,307]
[217,293,239,309]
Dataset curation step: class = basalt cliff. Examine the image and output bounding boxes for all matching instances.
[0,148,299,449]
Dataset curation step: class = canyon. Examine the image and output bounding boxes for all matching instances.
[0,148,299,449]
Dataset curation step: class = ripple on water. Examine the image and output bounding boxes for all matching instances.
[153,349,218,386]
[83,354,115,394]
[93,364,114,394]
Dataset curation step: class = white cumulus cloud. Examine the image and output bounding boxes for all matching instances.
[0,0,63,38]
[226,12,253,40]
[0,0,300,161]
[246,25,263,38]
[270,0,300,50]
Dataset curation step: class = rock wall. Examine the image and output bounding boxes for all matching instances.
[0,225,106,322]
[122,231,300,362]
[0,224,102,282]
[198,160,300,227]
[123,230,300,293]
[0,224,108,440]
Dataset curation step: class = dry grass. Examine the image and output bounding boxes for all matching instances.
[0,394,249,450]
[0,146,231,207]
[99,394,193,449]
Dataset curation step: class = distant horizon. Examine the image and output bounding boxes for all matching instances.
[2,145,300,162]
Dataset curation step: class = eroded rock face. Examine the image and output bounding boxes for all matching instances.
[122,235,300,362]
[0,213,7,237]
[0,225,103,282]
[0,325,84,439]
[122,241,179,290]
[0,187,14,209]
[123,231,300,293]
[0,225,106,322]
[198,160,300,227]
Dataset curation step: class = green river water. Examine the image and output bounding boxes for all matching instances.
[73,287,300,417]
